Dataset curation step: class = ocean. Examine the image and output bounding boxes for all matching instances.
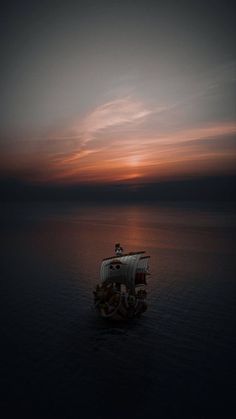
[0,202,235,418]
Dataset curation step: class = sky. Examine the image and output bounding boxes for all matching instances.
[0,0,236,185]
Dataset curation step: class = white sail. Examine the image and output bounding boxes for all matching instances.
[100,253,144,287]
[137,256,150,274]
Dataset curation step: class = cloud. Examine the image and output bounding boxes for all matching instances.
[54,97,153,165]
[77,97,152,143]
[1,93,236,184]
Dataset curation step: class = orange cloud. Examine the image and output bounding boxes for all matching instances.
[1,96,236,184]
[50,117,236,183]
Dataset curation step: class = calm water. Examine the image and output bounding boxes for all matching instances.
[0,202,235,418]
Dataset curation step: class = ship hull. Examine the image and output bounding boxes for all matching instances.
[93,287,147,320]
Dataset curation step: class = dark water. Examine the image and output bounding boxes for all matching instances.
[0,202,235,418]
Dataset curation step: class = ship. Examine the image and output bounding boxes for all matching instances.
[93,244,150,320]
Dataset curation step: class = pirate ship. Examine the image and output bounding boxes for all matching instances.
[93,244,150,320]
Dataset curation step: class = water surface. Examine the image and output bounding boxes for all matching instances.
[0,202,235,418]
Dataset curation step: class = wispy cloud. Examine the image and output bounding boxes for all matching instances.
[54,97,153,164]
[51,117,236,182]
[1,94,236,184]
[76,97,153,144]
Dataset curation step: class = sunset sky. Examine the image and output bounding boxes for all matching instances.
[1,0,236,185]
